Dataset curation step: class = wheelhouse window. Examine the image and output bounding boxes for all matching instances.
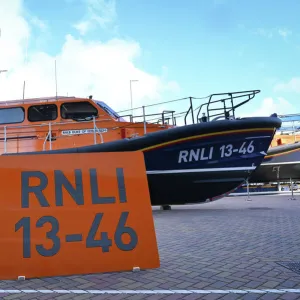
[0,107,25,124]
[60,101,98,120]
[94,100,125,121]
[28,104,58,122]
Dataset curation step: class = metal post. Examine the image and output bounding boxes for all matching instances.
[143,106,146,134]
[49,122,52,150]
[189,97,195,124]
[130,80,138,116]
[130,81,132,116]
[55,60,57,98]
[93,116,96,144]
[273,166,281,191]
[229,93,235,119]
[246,179,251,201]
[277,167,280,191]
[4,126,6,154]
[289,177,296,200]
[292,121,296,143]
[23,81,26,99]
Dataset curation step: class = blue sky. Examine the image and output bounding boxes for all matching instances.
[1,0,300,124]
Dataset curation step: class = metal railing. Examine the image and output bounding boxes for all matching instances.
[117,89,261,126]
[43,122,52,151]
[116,96,192,127]
[0,89,262,153]
[195,90,260,122]
[0,117,109,153]
[41,117,105,151]
[93,116,104,144]
[275,113,300,143]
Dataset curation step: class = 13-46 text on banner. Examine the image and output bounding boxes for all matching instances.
[0,151,160,279]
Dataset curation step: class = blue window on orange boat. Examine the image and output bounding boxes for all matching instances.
[95,100,126,121]
[0,107,25,124]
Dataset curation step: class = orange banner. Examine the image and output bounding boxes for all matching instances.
[0,152,159,279]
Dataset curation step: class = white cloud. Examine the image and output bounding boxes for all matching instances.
[0,0,180,116]
[29,16,47,32]
[278,28,292,39]
[254,28,273,38]
[252,27,292,39]
[274,77,300,93]
[73,0,117,35]
[0,0,30,69]
[241,97,294,117]
[73,21,90,35]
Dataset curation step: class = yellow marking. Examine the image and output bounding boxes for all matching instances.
[141,127,275,151]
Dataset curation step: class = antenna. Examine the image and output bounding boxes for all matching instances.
[23,81,26,99]
[55,59,58,100]
[23,31,28,100]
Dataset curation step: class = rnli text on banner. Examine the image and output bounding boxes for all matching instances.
[0,152,160,280]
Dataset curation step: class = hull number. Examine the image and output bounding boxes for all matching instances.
[220,140,254,158]
[15,211,137,258]
[178,140,255,163]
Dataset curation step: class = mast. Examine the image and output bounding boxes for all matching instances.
[55,59,58,100]
[23,30,29,99]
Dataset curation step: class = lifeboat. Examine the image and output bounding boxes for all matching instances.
[249,113,300,183]
[2,90,282,205]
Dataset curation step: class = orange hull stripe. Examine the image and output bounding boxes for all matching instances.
[266,147,300,158]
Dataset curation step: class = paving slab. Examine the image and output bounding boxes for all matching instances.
[1,194,300,299]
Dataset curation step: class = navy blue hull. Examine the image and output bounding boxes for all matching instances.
[147,170,253,205]
[144,129,276,204]
[249,142,300,183]
[3,117,281,205]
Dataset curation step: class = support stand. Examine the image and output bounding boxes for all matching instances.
[245,179,252,201]
[273,166,281,192]
[160,205,171,210]
[289,177,297,200]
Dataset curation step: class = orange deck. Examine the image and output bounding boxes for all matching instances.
[271,134,300,147]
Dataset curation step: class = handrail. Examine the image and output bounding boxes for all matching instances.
[43,122,52,151]
[117,90,260,127]
[1,117,107,154]
[40,116,105,151]
[196,90,260,122]
[0,115,111,131]
[92,116,104,144]
[0,89,261,154]
[116,96,192,114]
[0,90,261,136]
[183,97,195,125]
[122,109,176,127]
[117,95,209,127]
[0,90,261,133]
